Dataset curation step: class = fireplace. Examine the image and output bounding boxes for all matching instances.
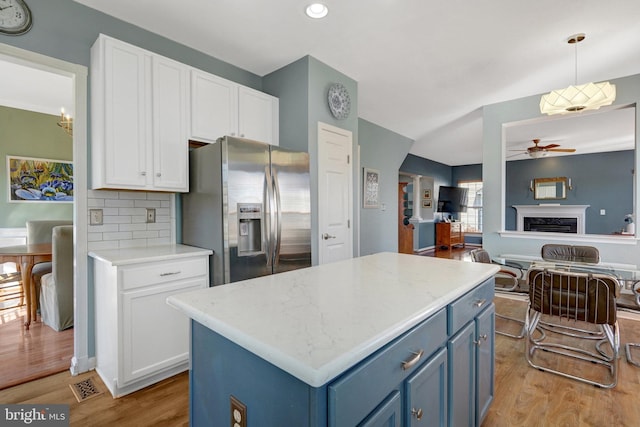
[524,217,578,233]
[513,205,590,234]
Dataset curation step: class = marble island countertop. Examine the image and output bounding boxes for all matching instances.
[167,252,499,387]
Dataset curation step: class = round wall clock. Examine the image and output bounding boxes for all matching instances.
[0,0,33,36]
[327,83,351,120]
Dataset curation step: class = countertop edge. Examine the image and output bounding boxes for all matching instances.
[88,244,212,265]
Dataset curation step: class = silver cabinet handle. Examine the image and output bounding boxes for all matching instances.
[474,299,486,308]
[411,408,423,420]
[474,334,488,346]
[322,233,336,240]
[156,172,161,177]
[141,171,147,176]
[160,271,181,277]
[401,349,424,370]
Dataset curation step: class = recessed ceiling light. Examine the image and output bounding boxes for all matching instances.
[306,3,328,19]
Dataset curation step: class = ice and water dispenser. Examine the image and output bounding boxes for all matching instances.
[237,203,263,255]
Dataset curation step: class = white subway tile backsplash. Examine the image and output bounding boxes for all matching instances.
[87,190,176,250]
[105,199,135,208]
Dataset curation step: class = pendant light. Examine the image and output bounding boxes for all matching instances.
[540,34,616,115]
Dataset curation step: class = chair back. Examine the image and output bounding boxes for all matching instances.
[51,225,74,288]
[527,267,618,325]
[26,220,73,244]
[541,244,600,263]
[470,248,492,264]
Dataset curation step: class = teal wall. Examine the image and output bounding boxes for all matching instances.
[359,119,414,255]
[0,106,73,227]
[263,57,309,152]
[505,150,633,234]
[482,72,640,265]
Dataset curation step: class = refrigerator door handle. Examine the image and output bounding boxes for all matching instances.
[272,167,283,267]
[265,166,274,268]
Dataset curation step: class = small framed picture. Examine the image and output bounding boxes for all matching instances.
[422,200,432,208]
[423,189,431,200]
[363,167,380,209]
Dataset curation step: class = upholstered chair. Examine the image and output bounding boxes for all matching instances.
[39,225,74,331]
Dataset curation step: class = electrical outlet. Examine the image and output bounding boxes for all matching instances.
[89,209,103,225]
[600,209,606,215]
[146,208,156,223]
[230,396,247,427]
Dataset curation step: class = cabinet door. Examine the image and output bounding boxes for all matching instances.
[475,304,495,426]
[190,70,237,143]
[359,390,401,427]
[238,86,278,145]
[406,347,447,427]
[447,321,475,427]
[120,277,206,384]
[152,56,189,191]
[102,37,150,188]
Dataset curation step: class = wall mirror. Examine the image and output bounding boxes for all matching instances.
[533,177,567,200]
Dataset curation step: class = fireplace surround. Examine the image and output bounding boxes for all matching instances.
[513,205,590,234]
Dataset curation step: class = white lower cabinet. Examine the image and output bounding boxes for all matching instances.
[93,251,209,397]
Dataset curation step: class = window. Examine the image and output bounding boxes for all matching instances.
[458,181,482,232]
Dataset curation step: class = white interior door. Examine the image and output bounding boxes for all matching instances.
[318,122,353,264]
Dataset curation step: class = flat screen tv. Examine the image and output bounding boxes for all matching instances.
[437,186,468,213]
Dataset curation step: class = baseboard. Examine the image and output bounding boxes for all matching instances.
[70,355,96,376]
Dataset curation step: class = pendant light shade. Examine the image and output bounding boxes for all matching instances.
[540,34,616,115]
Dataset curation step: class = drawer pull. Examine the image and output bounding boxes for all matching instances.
[411,407,423,420]
[474,334,488,346]
[160,271,181,277]
[401,349,424,370]
[473,298,487,308]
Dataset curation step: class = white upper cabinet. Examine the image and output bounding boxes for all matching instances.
[238,86,279,145]
[189,70,237,144]
[190,70,279,145]
[91,34,189,192]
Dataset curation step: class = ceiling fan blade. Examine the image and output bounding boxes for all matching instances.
[539,143,560,149]
[548,148,576,152]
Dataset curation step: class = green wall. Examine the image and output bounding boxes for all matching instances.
[0,106,73,227]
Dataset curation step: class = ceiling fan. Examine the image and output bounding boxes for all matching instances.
[511,139,576,159]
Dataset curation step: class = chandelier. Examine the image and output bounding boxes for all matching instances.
[540,34,616,115]
[57,107,73,136]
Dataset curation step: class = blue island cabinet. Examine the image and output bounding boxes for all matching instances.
[189,278,494,426]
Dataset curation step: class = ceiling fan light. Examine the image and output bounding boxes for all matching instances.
[528,150,548,159]
[540,82,616,115]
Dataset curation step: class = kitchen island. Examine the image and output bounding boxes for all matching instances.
[168,252,499,426]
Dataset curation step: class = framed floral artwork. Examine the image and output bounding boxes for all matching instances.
[7,156,73,202]
[363,167,380,209]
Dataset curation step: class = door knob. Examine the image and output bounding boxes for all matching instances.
[322,233,336,240]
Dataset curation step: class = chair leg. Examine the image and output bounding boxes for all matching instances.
[496,313,525,339]
[626,343,640,367]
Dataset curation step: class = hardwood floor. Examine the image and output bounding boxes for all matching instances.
[2,247,639,426]
[0,305,73,390]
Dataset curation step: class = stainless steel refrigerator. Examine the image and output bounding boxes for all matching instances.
[182,136,311,285]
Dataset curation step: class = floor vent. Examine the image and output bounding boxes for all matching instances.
[69,377,104,402]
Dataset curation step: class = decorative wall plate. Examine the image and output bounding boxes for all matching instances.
[327,83,351,119]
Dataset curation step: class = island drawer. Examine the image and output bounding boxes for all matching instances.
[328,308,447,427]
[447,277,494,334]
[120,257,208,290]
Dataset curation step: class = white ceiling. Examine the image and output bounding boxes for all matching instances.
[0,61,73,117]
[14,1,640,165]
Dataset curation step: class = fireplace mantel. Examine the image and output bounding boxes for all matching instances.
[513,204,590,234]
